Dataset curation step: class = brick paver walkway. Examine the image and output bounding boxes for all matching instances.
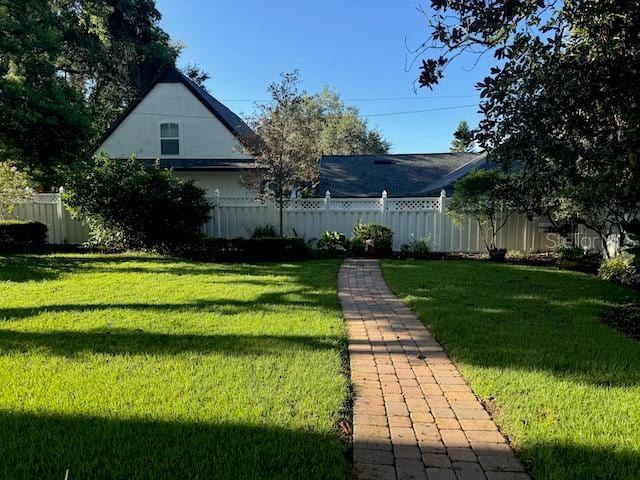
[338,259,529,480]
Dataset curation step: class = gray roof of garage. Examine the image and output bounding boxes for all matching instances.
[317,152,488,197]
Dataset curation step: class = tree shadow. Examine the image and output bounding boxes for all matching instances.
[519,440,640,480]
[0,410,347,480]
[382,261,640,387]
[0,288,337,322]
[0,328,339,358]
[0,254,340,283]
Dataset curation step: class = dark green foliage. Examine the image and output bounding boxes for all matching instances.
[0,220,47,252]
[447,169,515,253]
[450,120,475,153]
[350,222,393,258]
[0,0,191,186]
[251,224,277,239]
[197,237,310,262]
[64,154,210,254]
[399,238,431,259]
[599,254,640,287]
[419,1,640,255]
[555,245,602,273]
[316,231,348,256]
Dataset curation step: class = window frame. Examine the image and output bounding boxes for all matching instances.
[160,122,180,156]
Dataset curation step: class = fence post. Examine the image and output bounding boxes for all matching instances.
[57,186,66,244]
[213,189,221,237]
[438,189,446,250]
[381,190,388,226]
[324,190,331,211]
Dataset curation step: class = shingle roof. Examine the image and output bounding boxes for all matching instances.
[93,65,253,154]
[317,152,488,197]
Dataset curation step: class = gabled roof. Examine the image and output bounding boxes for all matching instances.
[93,65,253,153]
[317,152,488,197]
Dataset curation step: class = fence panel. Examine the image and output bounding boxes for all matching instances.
[12,192,604,253]
[13,194,89,245]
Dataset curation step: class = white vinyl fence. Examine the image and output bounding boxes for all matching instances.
[13,192,89,245]
[14,191,603,253]
[204,190,600,253]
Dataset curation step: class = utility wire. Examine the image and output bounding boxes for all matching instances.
[360,104,477,118]
[131,103,478,120]
[221,94,478,102]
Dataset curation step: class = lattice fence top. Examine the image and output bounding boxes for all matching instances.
[387,198,441,211]
[283,199,325,210]
[29,193,60,204]
[330,198,383,211]
[215,197,267,207]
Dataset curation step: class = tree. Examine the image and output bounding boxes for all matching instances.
[447,169,514,255]
[305,87,391,156]
[450,120,475,153]
[417,0,640,256]
[239,71,319,236]
[0,0,197,186]
[0,162,32,219]
[0,0,93,185]
[65,152,210,253]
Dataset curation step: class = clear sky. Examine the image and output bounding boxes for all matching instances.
[156,0,493,153]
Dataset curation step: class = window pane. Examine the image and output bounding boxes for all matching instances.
[161,123,179,138]
[161,139,179,155]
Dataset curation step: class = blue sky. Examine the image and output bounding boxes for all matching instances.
[156,0,492,153]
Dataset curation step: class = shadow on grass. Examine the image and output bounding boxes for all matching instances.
[0,329,339,357]
[0,288,337,321]
[0,254,336,283]
[382,260,640,387]
[520,441,640,480]
[0,410,347,480]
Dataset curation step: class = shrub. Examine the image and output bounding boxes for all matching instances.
[251,224,277,239]
[65,153,210,255]
[0,220,47,253]
[0,163,32,219]
[399,237,431,259]
[556,245,602,272]
[197,237,309,262]
[316,231,347,256]
[598,253,640,287]
[350,222,393,258]
[556,245,588,262]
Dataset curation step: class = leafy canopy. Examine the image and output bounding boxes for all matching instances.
[447,169,514,252]
[0,162,32,219]
[65,152,210,253]
[450,120,475,153]
[418,0,640,255]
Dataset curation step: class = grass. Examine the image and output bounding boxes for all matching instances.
[382,260,640,480]
[0,254,348,480]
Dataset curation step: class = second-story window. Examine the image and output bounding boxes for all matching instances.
[160,123,179,155]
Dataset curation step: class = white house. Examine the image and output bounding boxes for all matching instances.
[94,65,257,197]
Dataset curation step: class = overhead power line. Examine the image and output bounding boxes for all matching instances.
[220,94,478,103]
[360,104,478,118]
[131,103,478,120]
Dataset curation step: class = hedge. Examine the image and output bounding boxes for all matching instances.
[196,237,310,262]
[0,220,47,253]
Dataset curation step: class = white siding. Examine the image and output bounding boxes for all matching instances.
[98,83,251,160]
[173,171,251,197]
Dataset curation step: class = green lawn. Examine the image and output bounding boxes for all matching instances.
[0,254,348,480]
[382,260,640,480]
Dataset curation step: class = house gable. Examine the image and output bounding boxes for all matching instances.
[97,67,253,162]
